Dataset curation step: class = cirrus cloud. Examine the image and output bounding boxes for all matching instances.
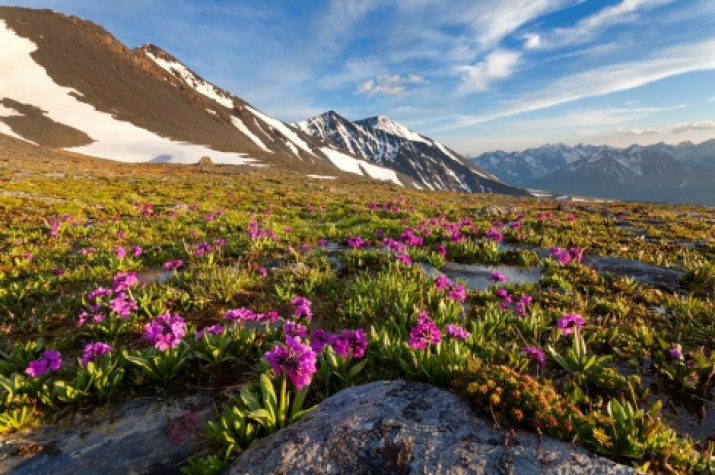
[355,74,429,97]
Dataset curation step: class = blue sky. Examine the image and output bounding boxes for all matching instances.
[4,0,715,154]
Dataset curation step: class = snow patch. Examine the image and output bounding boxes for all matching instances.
[0,22,257,166]
[246,106,314,157]
[371,116,429,144]
[320,147,402,186]
[321,147,363,174]
[230,116,273,153]
[145,50,234,109]
[307,174,337,180]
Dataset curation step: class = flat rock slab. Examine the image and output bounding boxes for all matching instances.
[0,392,213,475]
[229,380,638,475]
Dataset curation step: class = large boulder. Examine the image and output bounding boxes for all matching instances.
[229,380,638,475]
[1,392,213,475]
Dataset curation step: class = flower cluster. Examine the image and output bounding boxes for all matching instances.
[328,329,368,358]
[163,259,183,270]
[196,324,224,340]
[557,313,585,335]
[445,324,470,340]
[408,312,442,350]
[224,307,280,324]
[264,336,317,389]
[291,296,313,320]
[521,346,545,368]
[81,342,113,367]
[143,312,187,350]
[25,350,62,377]
[549,247,583,265]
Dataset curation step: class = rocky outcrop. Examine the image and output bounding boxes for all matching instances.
[229,380,638,475]
[0,392,213,475]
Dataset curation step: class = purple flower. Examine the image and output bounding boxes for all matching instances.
[495,288,512,303]
[258,267,268,277]
[256,310,280,323]
[568,247,583,263]
[163,259,183,271]
[330,329,368,358]
[264,336,317,390]
[131,245,143,257]
[318,239,327,247]
[486,228,503,243]
[25,359,48,378]
[434,274,453,291]
[81,342,113,367]
[445,324,470,340]
[395,253,412,266]
[113,272,139,293]
[87,287,112,301]
[114,246,127,259]
[291,296,313,320]
[435,244,447,257]
[408,318,442,350]
[347,236,366,248]
[447,284,466,302]
[143,312,186,350]
[196,325,224,340]
[522,346,545,368]
[109,292,138,318]
[557,313,585,335]
[284,322,308,340]
[668,347,683,359]
[26,350,62,377]
[194,242,211,257]
[310,328,332,353]
[489,271,507,283]
[224,307,256,323]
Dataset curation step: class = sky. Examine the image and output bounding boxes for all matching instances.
[4,0,715,155]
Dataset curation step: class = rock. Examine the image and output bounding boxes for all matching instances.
[198,156,213,166]
[0,392,213,475]
[478,206,517,218]
[229,380,638,475]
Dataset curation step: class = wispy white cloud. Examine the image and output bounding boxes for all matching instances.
[355,74,429,97]
[523,33,542,49]
[455,49,521,95]
[444,37,715,129]
[531,0,677,49]
[708,96,715,102]
[616,120,715,135]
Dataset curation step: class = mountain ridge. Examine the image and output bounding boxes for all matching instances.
[471,141,715,205]
[296,110,526,195]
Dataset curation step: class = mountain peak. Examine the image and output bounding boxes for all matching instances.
[355,115,430,145]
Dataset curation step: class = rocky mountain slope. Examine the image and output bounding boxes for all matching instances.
[0,6,410,186]
[296,111,526,195]
[471,142,715,205]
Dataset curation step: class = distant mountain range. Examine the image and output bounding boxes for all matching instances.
[471,141,715,205]
[295,111,523,195]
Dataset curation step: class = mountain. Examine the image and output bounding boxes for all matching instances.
[0,7,410,186]
[471,142,715,205]
[296,111,527,195]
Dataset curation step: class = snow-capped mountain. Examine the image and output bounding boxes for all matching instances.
[0,7,408,186]
[296,111,526,195]
[472,143,715,205]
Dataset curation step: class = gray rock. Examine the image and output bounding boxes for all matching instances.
[478,206,517,218]
[1,392,213,475]
[229,380,638,475]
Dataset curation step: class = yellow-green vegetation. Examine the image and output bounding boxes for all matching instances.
[1,163,713,474]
